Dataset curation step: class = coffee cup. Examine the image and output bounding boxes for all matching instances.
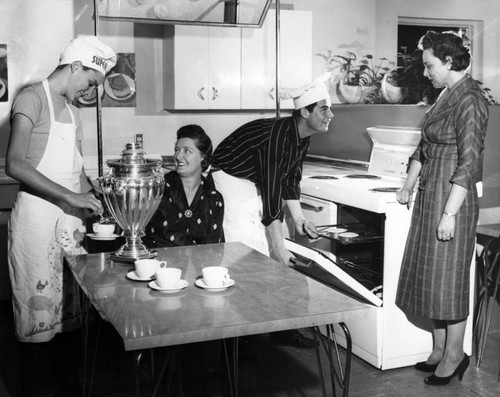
[202,266,230,288]
[156,267,182,289]
[134,259,167,279]
[93,222,115,237]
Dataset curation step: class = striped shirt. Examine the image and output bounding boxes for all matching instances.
[213,117,310,226]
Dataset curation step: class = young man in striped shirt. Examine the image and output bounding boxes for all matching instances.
[213,79,333,267]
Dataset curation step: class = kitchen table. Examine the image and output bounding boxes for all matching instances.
[64,242,371,396]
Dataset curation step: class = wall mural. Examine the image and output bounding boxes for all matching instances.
[0,44,8,102]
[76,53,136,108]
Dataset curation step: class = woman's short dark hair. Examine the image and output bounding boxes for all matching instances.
[418,30,471,72]
[176,124,213,171]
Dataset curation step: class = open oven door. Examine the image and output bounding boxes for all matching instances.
[285,239,383,307]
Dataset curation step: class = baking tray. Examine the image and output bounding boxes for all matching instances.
[316,223,383,244]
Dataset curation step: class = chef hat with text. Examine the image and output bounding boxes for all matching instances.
[59,36,117,76]
[280,73,332,110]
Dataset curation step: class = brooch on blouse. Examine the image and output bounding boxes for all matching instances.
[184,209,193,218]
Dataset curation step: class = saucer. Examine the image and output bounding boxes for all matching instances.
[87,233,121,241]
[149,279,188,293]
[126,271,155,282]
[195,278,235,292]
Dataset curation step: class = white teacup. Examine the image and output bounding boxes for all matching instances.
[93,222,115,237]
[134,259,167,279]
[202,266,230,288]
[156,267,182,289]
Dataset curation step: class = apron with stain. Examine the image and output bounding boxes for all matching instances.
[8,80,87,342]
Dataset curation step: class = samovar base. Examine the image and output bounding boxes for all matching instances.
[109,237,158,263]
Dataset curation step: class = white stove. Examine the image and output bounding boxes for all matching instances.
[301,126,421,213]
[301,170,405,213]
[289,126,475,370]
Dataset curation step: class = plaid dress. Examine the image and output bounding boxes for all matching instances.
[396,76,488,320]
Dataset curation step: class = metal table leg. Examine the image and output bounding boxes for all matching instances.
[79,288,101,397]
[222,337,239,397]
[149,348,176,397]
[312,322,352,397]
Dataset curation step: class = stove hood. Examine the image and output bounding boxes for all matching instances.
[98,0,273,27]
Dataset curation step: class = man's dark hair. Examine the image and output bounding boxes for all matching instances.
[292,102,317,118]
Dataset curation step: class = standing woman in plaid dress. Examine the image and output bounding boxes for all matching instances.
[396,31,488,386]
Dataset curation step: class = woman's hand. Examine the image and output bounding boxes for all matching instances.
[437,214,455,241]
[396,186,413,208]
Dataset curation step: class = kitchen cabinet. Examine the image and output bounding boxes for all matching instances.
[163,10,312,110]
[163,25,241,110]
[241,9,312,109]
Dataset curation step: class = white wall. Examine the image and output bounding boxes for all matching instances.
[0,0,499,162]
[0,0,75,158]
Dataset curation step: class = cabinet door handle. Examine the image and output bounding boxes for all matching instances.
[268,87,275,100]
[212,87,219,100]
[197,87,205,101]
[300,202,324,213]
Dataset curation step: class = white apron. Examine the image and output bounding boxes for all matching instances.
[8,80,87,342]
[212,170,270,256]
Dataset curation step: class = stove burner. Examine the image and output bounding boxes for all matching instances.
[309,175,339,180]
[345,174,381,179]
[370,187,400,193]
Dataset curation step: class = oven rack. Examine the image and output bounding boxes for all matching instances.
[316,223,383,244]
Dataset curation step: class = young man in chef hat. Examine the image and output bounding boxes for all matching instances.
[212,74,333,347]
[6,35,116,395]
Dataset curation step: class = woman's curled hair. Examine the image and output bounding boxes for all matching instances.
[418,30,471,72]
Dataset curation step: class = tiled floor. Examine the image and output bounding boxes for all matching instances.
[1,300,499,397]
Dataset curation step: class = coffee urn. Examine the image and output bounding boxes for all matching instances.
[98,143,165,262]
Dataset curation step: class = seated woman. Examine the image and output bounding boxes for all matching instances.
[143,125,225,395]
[144,124,224,247]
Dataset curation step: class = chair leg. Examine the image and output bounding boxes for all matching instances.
[479,280,500,365]
[475,237,500,367]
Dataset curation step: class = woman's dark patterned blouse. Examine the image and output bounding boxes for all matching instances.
[143,171,224,248]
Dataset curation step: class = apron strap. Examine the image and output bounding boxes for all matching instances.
[42,79,76,125]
